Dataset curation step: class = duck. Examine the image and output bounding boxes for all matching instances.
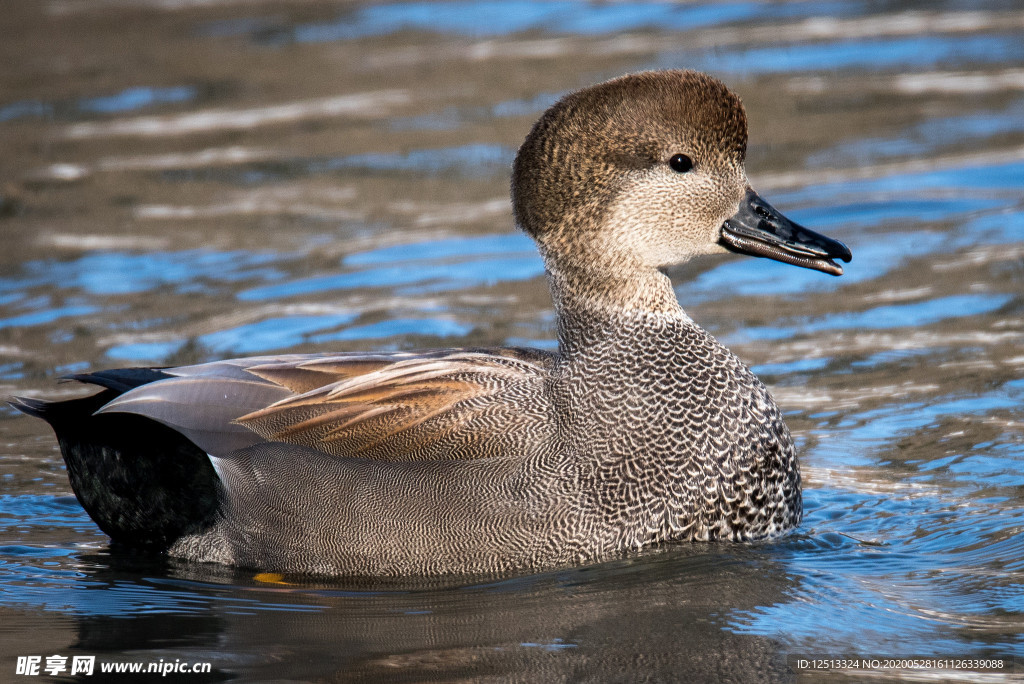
[11,70,851,577]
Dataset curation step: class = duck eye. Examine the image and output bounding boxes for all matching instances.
[669,154,693,173]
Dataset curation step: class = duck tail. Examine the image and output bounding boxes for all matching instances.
[8,368,221,551]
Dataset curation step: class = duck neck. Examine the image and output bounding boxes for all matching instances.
[545,257,799,545]
[546,258,699,369]
[544,256,701,370]
[543,252,689,326]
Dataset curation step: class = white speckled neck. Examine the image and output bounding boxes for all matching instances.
[543,256,694,326]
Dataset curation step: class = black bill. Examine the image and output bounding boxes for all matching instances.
[719,187,852,276]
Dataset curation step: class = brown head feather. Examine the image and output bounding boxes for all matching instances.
[512,70,747,242]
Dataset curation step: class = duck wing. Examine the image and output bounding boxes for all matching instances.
[98,348,557,462]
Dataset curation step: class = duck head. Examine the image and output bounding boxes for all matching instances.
[512,70,851,309]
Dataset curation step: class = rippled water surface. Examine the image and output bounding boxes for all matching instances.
[2,1,1024,681]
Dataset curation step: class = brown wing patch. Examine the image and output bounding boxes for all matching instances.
[236,351,549,459]
[245,353,415,393]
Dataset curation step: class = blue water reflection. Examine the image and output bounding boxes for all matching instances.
[733,458,1024,653]
[781,198,1002,230]
[199,313,360,355]
[809,99,1024,166]
[818,159,1024,196]
[954,210,1024,247]
[292,1,763,42]
[0,495,95,532]
[323,143,514,175]
[241,247,542,301]
[77,86,197,115]
[744,294,1013,341]
[310,317,472,344]
[200,0,862,44]
[751,357,830,377]
[0,100,53,122]
[345,234,534,265]
[0,86,196,122]
[690,34,1024,75]
[0,304,100,331]
[105,340,187,362]
[1,251,286,297]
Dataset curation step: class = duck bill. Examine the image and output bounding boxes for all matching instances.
[719,187,852,276]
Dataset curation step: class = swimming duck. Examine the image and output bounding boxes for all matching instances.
[11,70,850,577]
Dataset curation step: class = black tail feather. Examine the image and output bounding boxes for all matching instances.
[9,371,220,552]
[60,367,173,395]
[8,395,52,420]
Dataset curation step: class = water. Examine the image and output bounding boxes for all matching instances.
[2,0,1023,680]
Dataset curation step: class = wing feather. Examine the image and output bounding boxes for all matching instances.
[96,375,293,455]
[92,347,555,462]
[236,349,553,459]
